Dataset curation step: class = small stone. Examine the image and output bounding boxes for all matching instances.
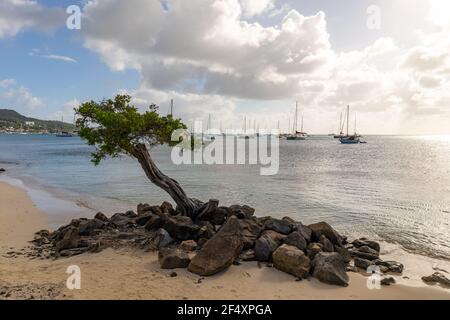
[180,240,198,251]
[169,271,178,277]
[381,277,396,286]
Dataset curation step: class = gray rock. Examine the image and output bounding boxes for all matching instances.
[354,257,374,270]
[239,249,256,261]
[352,239,380,252]
[335,246,351,263]
[94,212,108,222]
[283,231,307,252]
[144,214,167,231]
[158,248,190,269]
[350,249,379,261]
[153,228,174,249]
[421,272,450,288]
[312,252,349,287]
[78,219,105,236]
[375,260,404,274]
[319,235,334,252]
[228,205,255,219]
[180,240,197,251]
[357,245,379,257]
[264,218,292,235]
[239,218,263,249]
[381,277,396,286]
[163,215,200,241]
[273,244,311,279]
[55,226,80,252]
[109,213,133,228]
[254,230,284,261]
[188,216,243,276]
[308,221,343,246]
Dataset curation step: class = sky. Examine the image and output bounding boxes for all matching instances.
[0,0,449,134]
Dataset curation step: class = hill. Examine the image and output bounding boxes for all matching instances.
[0,109,76,132]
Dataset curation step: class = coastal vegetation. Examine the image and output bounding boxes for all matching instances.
[0,109,75,133]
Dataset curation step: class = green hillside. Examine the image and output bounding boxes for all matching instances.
[0,109,76,132]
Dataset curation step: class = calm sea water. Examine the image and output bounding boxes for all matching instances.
[1,133,449,259]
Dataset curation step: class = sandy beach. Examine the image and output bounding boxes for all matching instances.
[1,180,449,300]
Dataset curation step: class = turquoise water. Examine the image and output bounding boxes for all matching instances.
[0,133,449,259]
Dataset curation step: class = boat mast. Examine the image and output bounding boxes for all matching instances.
[294,101,298,133]
[301,114,304,133]
[346,105,350,137]
[339,112,342,135]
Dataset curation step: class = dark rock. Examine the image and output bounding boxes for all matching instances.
[55,226,80,252]
[170,271,178,277]
[421,272,450,288]
[180,240,197,251]
[357,245,379,257]
[109,213,133,228]
[188,216,243,276]
[238,219,263,249]
[197,221,216,239]
[197,238,208,247]
[264,217,292,235]
[312,252,349,287]
[350,249,379,261]
[381,277,396,286]
[144,214,167,231]
[94,212,108,222]
[308,222,343,246]
[148,228,173,250]
[294,224,312,243]
[158,248,190,269]
[200,206,229,225]
[163,215,200,241]
[59,247,90,257]
[283,231,307,252]
[0,168,5,172]
[160,201,176,215]
[352,239,380,252]
[335,246,351,263]
[273,244,311,279]
[228,205,255,219]
[239,249,256,261]
[354,257,374,270]
[254,230,284,262]
[306,242,323,260]
[319,235,334,252]
[375,260,404,274]
[137,203,159,215]
[125,210,137,218]
[135,213,155,226]
[78,219,105,236]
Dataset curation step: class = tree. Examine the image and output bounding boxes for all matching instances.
[75,94,211,218]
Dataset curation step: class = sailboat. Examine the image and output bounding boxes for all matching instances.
[333,112,344,139]
[339,105,360,144]
[287,102,307,140]
[205,113,215,141]
[56,114,73,137]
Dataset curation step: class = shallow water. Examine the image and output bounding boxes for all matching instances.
[0,133,449,259]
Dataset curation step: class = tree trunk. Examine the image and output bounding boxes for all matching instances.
[131,143,199,217]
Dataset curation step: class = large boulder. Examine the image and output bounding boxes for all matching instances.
[144,214,167,231]
[188,216,243,276]
[78,219,105,236]
[319,235,334,252]
[55,226,80,252]
[109,213,134,228]
[158,248,191,269]
[282,231,307,252]
[238,218,263,249]
[264,217,292,235]
[147,228,174,250]
[354,257,374,270]
[273,244,311,279]
[308,222,343,246]
[254,230,285,262]
[335,246,351,263]
[312,252,349,287]
[163,215,200,241]
[282,217,312,242]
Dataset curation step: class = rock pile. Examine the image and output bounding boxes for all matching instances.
[31,200,405,287]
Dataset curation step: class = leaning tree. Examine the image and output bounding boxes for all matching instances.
[75,94,214,219]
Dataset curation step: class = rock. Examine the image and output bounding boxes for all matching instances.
[55,226,80,252]
[421,272,450,288]
[144,214,167,231]
[350,249,379,261]
[125,210,137,218]
[160,201,176,215]
[319,235,334,252]
[163,215,200,241]
[283,231,307,252]
[294,223,312,243]
[375,260,404,274]
[238,218,263,249]
[200,207,229,225]
[381,277,396,286]
[273,244,311,279]
[137,203,158,215]
[357,245,379,257]
[170,271,178,277]
[306,242,322,260]
[158,248,191,269]
[188,216,243,276]
[352,239,380,252]
[264,217,292,235]
[0,168,5,172]
[239,249,256,261]
[312,252,349,287]
[180,240,197,251]
[94,212,108,222]
[135,213,155,226]
[228,205,255,219]
[109,213,133,228]
[197,222,216,240]
[254,230,284,262]
[335,246,351,263]
[150,228,174,249]
[197,238,208,247]
[78,219,105,236]
[308,221,343,246]
[59,247,90,257]
[354,257,374,270]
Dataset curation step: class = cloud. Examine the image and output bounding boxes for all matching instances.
[42,54,77,63]
[0,78,43,113]
[46,99,80,122]
[0,0,65,38]
[239,0,275,17]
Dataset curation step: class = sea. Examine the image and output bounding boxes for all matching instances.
[0,133,449,261]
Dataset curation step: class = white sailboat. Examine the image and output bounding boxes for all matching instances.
[287,101,307,140]
[339,105,360,144]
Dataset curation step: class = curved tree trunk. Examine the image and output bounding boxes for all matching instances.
[131,143,215,218]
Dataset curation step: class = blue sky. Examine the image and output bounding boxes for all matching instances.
[1,0,449,134]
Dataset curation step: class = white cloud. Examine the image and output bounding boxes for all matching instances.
[0,78,43,113]
[0,0,64,38]
[239,0,275,17]
[42,54,77,63]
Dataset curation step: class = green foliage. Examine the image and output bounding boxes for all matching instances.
[75,95,187,165]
